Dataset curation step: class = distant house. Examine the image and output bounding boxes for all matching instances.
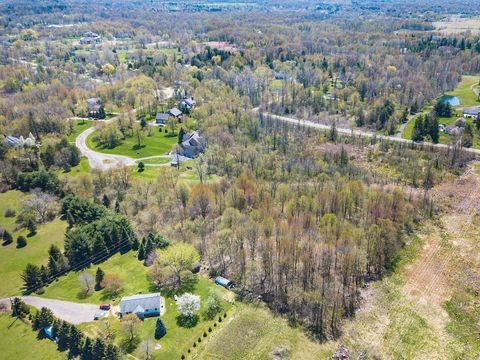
[155,113,170,125]
[80,32,101,45]
[113,32,131,39]
[3,133,36,148]
[167,107,183,119]
[176,131,206,158]
[180,97,196,112]
[463,106,480,119]
[274,72,289,80]
[443,125,462,136]
[119,293,162,319]
[86,98,102,117]
[214,276,234,289]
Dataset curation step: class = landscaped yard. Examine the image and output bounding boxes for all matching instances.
[0,313,64,360]
[67,119,94,143]
[87,127,178,159]
[0,191,67,297]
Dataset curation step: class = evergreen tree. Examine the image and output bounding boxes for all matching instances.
[104,344,121,360]
[12,297,29,318]
[68,324,84,357]
[114,199,121,213]
[96,267,105,287]
[81,337,94,360]
[21,263,43,293]
[92,338,106,359]
[154,318,167,339]
[92,237,109,263]
[16,235,27,248]
[178,127,186,144]
[2,230,13,244]
[462,123,474,148]
[33,307,54,330]
[411,116,425,142]
[102,194,111,208]
[138,162,145,172]
[48,244,61,274]
[57,321,71,351]
[97,106,106,119]
[328,122,338,142]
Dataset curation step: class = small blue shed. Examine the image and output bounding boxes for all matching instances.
[215,276,233,289]
[44,326,54,340]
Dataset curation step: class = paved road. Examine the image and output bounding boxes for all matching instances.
[75,113,136,171]
[395,112,427,138]
[260,111,480,155]
[1,296,100,324]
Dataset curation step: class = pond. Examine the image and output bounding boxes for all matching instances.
[440,95,461,106]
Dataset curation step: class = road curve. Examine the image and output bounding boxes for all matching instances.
[260,111,480,155]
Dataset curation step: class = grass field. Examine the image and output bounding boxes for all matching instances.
[0,313,64,360]
[87,127,178,159]
[443,75,480,108]
[0,191,67,297]
[199,303,331,360]
[67,119,94,143]
[138,157,172,165]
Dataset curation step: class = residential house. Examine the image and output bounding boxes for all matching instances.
[155,113,170,125]
[176,131,206,158]
[3,133,36,148]
[463,106,480,119]
[180,97,196,113]
[119,293,162,319]
[443,125,462,136]
[86,97,102,117]
[80,32,101,45]
[167,107,182,119]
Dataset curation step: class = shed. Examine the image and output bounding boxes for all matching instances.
[44,326,55,340]
[215,276,233,289]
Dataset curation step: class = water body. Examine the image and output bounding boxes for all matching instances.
[440,95,461,106]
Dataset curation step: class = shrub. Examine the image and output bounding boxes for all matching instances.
[218,317,222,322]
[208,327,212,332]
[224,313,227,318]
[4,208,15,217]
[203,331,207,337]
[181,355,185,360]
[193,343,196,348]
[213,323,217,327]
[155,319,167,339]
[2,230,13,244]
[198,337,201,343]
[16,236,27,248]
[187,349,191,353]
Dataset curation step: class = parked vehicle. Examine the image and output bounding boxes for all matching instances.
[99,304,111,310]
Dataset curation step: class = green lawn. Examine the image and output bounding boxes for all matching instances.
[87,127,178,159]
[0,191,67,297]
[50,248,234,359]
[67,119,94,143]
[0,313,64,360]
[444,75,480,108]
[199,303,330,360]
[139,157,172,165]
[41,252,152,304]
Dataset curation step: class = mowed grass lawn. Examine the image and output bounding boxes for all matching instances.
[0,191,67,297]
[67,119,94,143]
[443,75,480,108]
[87,127,178,158]
[0,313,64,360]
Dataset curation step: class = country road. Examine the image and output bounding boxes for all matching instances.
[395,112,427,138]
[260,111,480,155]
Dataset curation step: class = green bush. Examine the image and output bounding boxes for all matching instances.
[16,236,27,248]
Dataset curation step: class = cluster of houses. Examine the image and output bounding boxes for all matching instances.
[80,32,101,45]
[155,97,197,126]
[441,106,480,136]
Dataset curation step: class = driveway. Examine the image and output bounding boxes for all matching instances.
[20,296,100,324]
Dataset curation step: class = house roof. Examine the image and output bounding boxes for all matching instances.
[182,98,196,107]
[463,106,480,115]
[156,113,169,121]
[168,108,182,117]
[120,293,161,314]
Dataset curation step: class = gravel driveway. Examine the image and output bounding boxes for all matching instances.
[21,296,100,324]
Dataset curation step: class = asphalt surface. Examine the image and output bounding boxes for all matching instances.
[1,296,100,324]
[261,111,480,156]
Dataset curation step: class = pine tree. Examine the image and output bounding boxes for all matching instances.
[104,344,121,360]
[92,338,106,359]
[178,127,186,144]
[102,194,111,208]
[48,244,61,275]
[21,263,43,293]
[81,337,94,360]
[68,324,84,357]
[96,267,105,288]
[114,199,121,213]
[154,318,167,339]
[57,321,71,351]
[411,116,425,142]
[2,230,13,244]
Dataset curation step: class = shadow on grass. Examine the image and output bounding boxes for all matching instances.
[132,144,146,150]
[160,276,198,298]
[176,314,199,328]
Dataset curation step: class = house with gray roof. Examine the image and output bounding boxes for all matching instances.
[176,131,206,158]
[119,293,162,319]
[155,113,170,125]
[463,106,480,119]
[167,107,183,119]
